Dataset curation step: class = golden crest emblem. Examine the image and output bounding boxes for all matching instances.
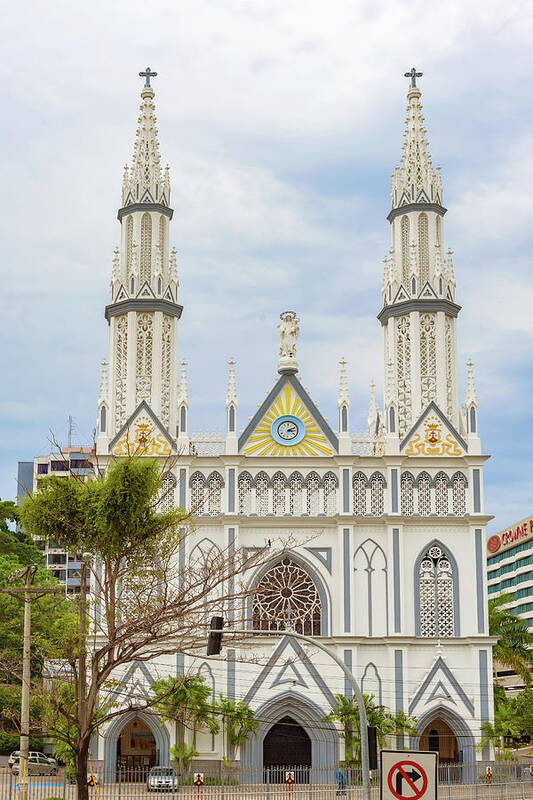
[404,414,463,457]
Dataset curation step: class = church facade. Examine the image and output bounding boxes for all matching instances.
[78,72,493,772]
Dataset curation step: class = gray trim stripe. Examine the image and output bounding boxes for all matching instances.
[343,528,351,633]
[473,469,481,513]
[304,547,332,574]
[179,468,186,508]
[118,202,173,221]
[393,528,401,633]
[391,469,398,513]
[479,649,490,758]
[342,469,350,513]
[475,528,485,633]
[227,649,236,700]
[378,298,461,325]
[387,201,447,223]
[105,298,183,321]
[343,650,353,699]
[395,650,403,712]
[228,468,235,513]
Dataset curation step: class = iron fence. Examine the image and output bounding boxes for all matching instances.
[2,762,533,800]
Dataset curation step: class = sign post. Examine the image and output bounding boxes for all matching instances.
[380,751,437,800]
[285,770,295,799]
[193,772,204,799]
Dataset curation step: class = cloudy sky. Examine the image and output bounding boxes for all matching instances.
[2,0,532,532]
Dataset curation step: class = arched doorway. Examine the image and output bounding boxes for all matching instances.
[117,717,157,780]
[420,719,459,764]
[264,716,312,768]
[103,710,170,782]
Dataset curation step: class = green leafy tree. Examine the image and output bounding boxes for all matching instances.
[513,687,533,738]
[216,697,258,766]
[323,694,360,765]
[489,593,533,685]
[479,701,521,755]
[151,675,219,774]
[19,456,272,800]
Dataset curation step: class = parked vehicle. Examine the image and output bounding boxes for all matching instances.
[146,766,179,792]
[9,751,56,768]
[11,755,58,776]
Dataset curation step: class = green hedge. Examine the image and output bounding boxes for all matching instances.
[0,734,44,754]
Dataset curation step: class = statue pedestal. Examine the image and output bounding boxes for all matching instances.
[278,357,298,375]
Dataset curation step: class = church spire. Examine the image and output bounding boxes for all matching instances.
[121,69,170,208]
[391,68,442,210]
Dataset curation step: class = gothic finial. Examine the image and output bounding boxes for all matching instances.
[177,359,189,406]
[99,359,108,399]
[466,359,478,406]
[404,67,423,89]
[447,249,456,286]
[277,311,299,375]
[367,380,379,434]
[226,358,237,408]
[337,357,349,408]
[385,359,395,405]
[111,248,120,282]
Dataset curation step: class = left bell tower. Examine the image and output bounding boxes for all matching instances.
[96,69,182,454]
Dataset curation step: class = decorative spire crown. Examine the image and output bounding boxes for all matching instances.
[121,69,170,208]
[465,359,478,406]
[391,68,443,210]
[337,357,349,407]
[226,359,237,407]
[177,359,189,407]
[367,380,379,434]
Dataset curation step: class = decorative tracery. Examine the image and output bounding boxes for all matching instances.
[136,313,153,405]
[207,472,223,516]
[273,472,286,515]
[396,315,411,436]
[289,472,304,515]
[420,313,437,407]
[190,472,206,513]
[435,472,449,516]
[417,472,431,515]
[445,317,454,418]
[238,472,252,515]
[418,212,429,286]
[323,472,338,515]
[158,472,176,513]
[401,215,410,285]
[370,473,385,516]
[160,315,172,428]
[140,212,152,285]
[256,472,269,517]
[114,315,128,430]
[353,472,367,516]
[306,472,320,516]
[252,557,322,635]
[452,473,466,515]
[400,472,414,516]
[418,544,455,637]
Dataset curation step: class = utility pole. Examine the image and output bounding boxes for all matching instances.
[0,565,62,780]
[78,559,88,741]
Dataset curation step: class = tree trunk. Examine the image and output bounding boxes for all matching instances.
[76,741,90,800]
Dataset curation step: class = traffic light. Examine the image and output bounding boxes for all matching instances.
[368,726,378,770]
[207,616,224,655]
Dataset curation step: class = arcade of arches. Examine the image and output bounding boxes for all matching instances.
[420,719,459,764]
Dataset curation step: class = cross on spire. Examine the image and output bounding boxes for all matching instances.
[139,67,158,88]
[404,67,423,89]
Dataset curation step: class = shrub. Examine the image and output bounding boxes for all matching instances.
[0,733,44,754]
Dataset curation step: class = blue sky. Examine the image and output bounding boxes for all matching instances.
[2,0,533,532]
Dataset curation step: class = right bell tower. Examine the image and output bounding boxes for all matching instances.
[378,68,460,440]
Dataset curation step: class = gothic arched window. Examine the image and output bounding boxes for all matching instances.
[354,540,388,636]
[255,472,269,517]
[238,472,252,515]
[417,472,431,515]
[306,472,320,515]
[140,212,152,285]
[435,472,449,516]
[273,472,286,515]
[353,472,367,516]
[323,472,338,515]
[158,472,176,514]
[100,405,106,433]
[289,472,304,515]
[417,544,456,637]
[452,473,467,516]
[418,212,429,285]
[207,472,223,516]
[370,472,385,516]
[252,557,322,635]
[400,472,414,516]
[190,472,206,514]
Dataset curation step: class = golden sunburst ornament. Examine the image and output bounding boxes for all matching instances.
[243,382,332,456]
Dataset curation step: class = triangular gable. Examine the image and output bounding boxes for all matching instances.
[393,285,410,304]
[163,285,174,302]
[401,401,467,456]
[398,191,411,206]
[109,400,176,456]
[140,188,154,203]
[427,680,455,705]
[124,191,135,206]
[418,282,438,300]
[409,657,474,716]
[416,189,431,203]
[114,284,129,302]
[270,661,308,690]
[111,660,156,701]
[243,636,336,708]
[238,374,338,456]
[137,281,156,299]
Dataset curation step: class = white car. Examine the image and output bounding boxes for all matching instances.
[11,755,58,776]
[8,751,56,768]
[146,767,179,792]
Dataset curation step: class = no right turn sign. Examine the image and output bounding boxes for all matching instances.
[380,751,438,800]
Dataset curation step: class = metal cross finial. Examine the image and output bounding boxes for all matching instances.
[404,67,423,88]
[139,67,158,88]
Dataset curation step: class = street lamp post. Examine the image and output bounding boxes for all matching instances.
[209,622,372,800]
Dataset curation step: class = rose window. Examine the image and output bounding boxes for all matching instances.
[252,558,322,635]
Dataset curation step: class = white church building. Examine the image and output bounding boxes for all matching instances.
[33,69,496,774]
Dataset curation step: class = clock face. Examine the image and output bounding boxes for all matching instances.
[270,414,305,446]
